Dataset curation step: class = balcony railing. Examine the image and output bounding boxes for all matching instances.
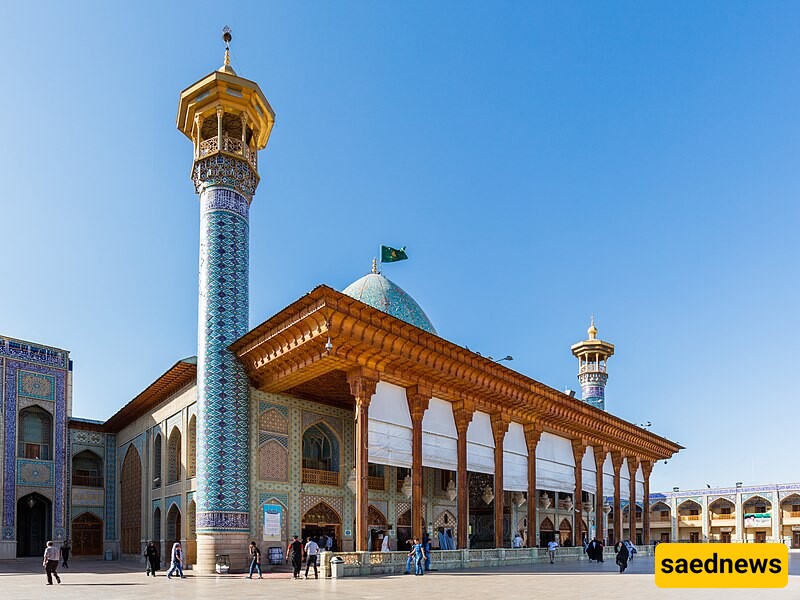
[198,135,258,169]
[711,514,735,520]
[579,363,607,374]
[302,468,340,487]
[652,515,671,522]
[680,514,702,521]
[368,476,385,491]
[72,474,103,487]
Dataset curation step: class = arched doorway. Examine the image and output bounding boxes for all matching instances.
[17,493,51,556]
[539,517,555,547]
[120,445,142,556]
[397,506,412,551]
[166,504,181,559]
[72,512,103,555]
[559,518,573,546]
[301,501,341,551]
[368,505,387,551]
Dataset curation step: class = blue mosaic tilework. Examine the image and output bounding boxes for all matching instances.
[258,432,289,449]
[195,186,251,533]
[166,495,182,511]
[0,339,68,369]
[342,272,437,335]
[17,371,55,401]
[259,401,289,418]
[3,360,67,536]
[17,459,54,486]
[104,434,116,540]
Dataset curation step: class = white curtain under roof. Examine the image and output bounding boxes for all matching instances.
[603,453,614,500]
[535,432,575,494]
[466,411,495,474]
[367,382,412,468]
[620,458,631,500]
[421,397,458,471]
[636,464,645,500]
[503,422,528,492]
[582,445,597,495]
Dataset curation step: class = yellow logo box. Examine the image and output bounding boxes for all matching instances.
[655,543,788,588]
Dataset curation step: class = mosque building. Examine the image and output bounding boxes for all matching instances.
[0,33,682,570]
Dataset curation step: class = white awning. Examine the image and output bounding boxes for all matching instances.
[636,464,645,500]
[421,398,458,471]
[620,458,631,501]
[602,453,614,499]
[467,411,495,474]
[503,422,528,492]
[368,382,412,468]
[582,445,597,495]
[535,432,575,494]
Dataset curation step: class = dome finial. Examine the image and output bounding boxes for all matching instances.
[588,315,597,339]
[371,258,379,274]
[219,26,237,75]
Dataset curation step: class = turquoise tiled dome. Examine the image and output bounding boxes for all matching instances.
[342,272,437,335]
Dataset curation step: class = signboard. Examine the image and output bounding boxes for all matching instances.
[743,513,771,528]
[263,504,283,538]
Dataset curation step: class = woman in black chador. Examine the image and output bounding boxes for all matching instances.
[144,540,160,577]
[614,540,629,573]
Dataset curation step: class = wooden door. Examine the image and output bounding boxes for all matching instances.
[72,513,103,555]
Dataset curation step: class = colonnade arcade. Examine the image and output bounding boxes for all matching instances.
[232,285,681,551]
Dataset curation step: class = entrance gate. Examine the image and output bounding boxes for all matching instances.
[72,513,103,555]
[17,493,51,557]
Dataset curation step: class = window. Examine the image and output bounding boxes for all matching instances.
[792,504,800,512]
[187,415,197,479]
[690,509,699,516]
[18,407,52,460]
[660,511,669,519]
[720,506,731,515]
[755,505,766,514]
[438,469,456,492]
[167,427,181,484]
[72,451,103,487]
[302,425,335,472]
[153,433,162,488]
[367,463,384,478]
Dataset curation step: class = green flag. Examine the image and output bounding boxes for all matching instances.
[381,245,408,263]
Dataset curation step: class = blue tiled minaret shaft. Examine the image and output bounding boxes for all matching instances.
[177,29,275,571]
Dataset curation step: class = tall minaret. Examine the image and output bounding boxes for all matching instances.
[570,318,615,411]
[177,27,275,572]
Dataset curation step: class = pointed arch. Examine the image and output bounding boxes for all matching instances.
[18,405,53,460]
[708,497,735,511]
[72,449,103,487]
[260,408,289,433]
[559,518,572,531]
[166,503,181,554]
[302,422,341,473]
[368,505,387,526]
[434,509,457,529]
[153,432,163,488]
[187,415,197,479]
[153,506,162,542]
[186,499,197,565]
[167,426,181,484]
[120,445,142,555]
[397,507,411,527]
[743,495,772,511]
[677,499,702,512]
[540,517,554,531]
[302,501,341,525]
[650,501,671,512]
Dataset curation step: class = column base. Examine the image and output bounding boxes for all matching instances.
[196,532,251,574]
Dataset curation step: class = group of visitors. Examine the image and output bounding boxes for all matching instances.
[143,540,185,579]
[284,535,323,579]
[614,539,637,573]
[584,537,605,562]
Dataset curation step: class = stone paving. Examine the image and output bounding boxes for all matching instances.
[0,554,797,600]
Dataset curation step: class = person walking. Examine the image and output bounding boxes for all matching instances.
[166,542,186,579]
[408,538,426,576]
[60,539,71,568]
[248,541,263,579]
[144,540,160,576]
[43,541,61,585]
[624,539,637,562]
[614,541,630,573]
[286,535,303,579]
[547,539,559,564]
[304,536,320,579]
[403,539,415,574]
[422,532,431,571]
[511,533,523,548]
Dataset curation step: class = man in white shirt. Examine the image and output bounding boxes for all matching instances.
[547,539,559,564]
[304,537,320,579]
[43,540,61,585]
[511,533,523,548]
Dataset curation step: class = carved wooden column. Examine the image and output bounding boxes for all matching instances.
[406,386,431,541]
[593,445,607,543]
[453,402,474,549]
[524,424,542,548]
[641,460,653,545]
[491,413,511,548]
[347,369,378,552]
[628,456,639,543]
[611,451,624,544]
[571,439,587,546]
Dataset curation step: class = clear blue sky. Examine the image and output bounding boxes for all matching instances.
[2,2,798,493]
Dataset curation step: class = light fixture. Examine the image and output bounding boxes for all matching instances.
[495,355,513,363]
[735,482,742,488]
[27,496,35,509]
[446,479,457,501]
[672,487,679,492]
[602,502,611,515]
[401,474,413,499]
[482,486,494,506]
[346,468,358,495]
[563,495,574,511]
[540,492,551,509]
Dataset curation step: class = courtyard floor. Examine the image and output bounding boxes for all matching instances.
[0,554,797,600]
